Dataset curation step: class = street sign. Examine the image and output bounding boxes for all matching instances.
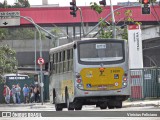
[0,11,20,27]
[37,57,45,65]
[127,25,143,69]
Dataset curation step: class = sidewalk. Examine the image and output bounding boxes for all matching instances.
[123,99,160,107]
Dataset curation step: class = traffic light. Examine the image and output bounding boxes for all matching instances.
[99,0,106,6]
[70,0,78,17]
[141,0,151,14]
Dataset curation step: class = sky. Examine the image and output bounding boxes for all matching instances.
[0,0,139,6]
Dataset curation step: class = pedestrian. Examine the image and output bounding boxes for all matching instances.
[11,85,16,104]
[37,86,40,102]
[22,84,30,103]
[3,85,11,104]
[29,84,35,103]
[34,86,40,103]
[15,84,21,104]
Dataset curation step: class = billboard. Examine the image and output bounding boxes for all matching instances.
[128,25,143,69]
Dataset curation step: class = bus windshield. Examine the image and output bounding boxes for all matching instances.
[78,41,124,64]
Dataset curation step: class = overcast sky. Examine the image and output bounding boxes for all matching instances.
[0,0,139,6]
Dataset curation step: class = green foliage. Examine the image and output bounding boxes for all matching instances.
[0,28,47,40]
[90,3,142,40]
[0,0,30,8]
[90,2,103,14]
[0,44,17,77]
[99,18,112,38]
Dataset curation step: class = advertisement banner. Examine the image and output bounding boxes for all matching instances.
[128,25,143,69]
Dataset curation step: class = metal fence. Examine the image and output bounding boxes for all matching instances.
[130,68,160,100]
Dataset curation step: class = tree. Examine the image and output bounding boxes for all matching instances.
[0,44,17,83]
[14,0,30,8]
[0,0,30,8]
[90,2,142,40]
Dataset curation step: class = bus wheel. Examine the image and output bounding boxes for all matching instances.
[65,91,74,110]
[108,101,115,109]
[54,94,63,111]
[75,104,82,110]
[99,104,107,109]
[53,89,55,104]
[115,101,122,108]
[96,103,100,107]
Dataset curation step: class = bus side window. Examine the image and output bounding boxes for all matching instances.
[63,51,65,72]
[67,49,70,71]
[60,51,63,73]
[55,53,58,74]
[65,50,68,72]
[52,53,55,74]
[57,52,60,74]
[69,49,73,71]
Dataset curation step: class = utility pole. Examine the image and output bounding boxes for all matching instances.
[109,0,116,38]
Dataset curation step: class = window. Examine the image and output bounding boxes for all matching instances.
[78,42,124,65]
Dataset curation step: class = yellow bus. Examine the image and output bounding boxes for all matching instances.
[47,38,130,111]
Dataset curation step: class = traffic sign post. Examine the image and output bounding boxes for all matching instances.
[37,57,44,105]
[37,57,45,65]
[0,11,20,27]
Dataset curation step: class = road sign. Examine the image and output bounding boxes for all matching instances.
[37,57,45,65]
[0,11,20,27]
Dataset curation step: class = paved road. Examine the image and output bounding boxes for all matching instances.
[0,101,160,120]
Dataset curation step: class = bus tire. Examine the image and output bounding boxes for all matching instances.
[99,103,107,109]
[75,104,82,110]
[54,92,63,111]
[108,101,115,109]
[53,89,55,104]
[115,101,122,108]
[65,90,74,110]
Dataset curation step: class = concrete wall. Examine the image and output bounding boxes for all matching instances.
[142,26,160,40]
[0,38,69,67]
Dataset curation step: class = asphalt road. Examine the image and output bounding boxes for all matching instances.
[0,103,160,120]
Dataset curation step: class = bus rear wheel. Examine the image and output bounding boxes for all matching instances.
[75,103,82,110]
[108,101,115,109]
[115,101,122,108]
[65,91,74,110]
[99,103,107,109]
[55,98,63,111]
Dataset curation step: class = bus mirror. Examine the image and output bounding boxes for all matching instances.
[45,62,48,71]
[73,44,76,49]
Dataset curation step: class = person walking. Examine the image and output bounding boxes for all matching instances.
[3,85,11,104]
[22,84,30,103]
[29,84,34,103]
[34,86,40,103]
[11,85,16,104]
[15,84,21,104]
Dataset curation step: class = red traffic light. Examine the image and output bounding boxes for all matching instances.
[142,0,150,4]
